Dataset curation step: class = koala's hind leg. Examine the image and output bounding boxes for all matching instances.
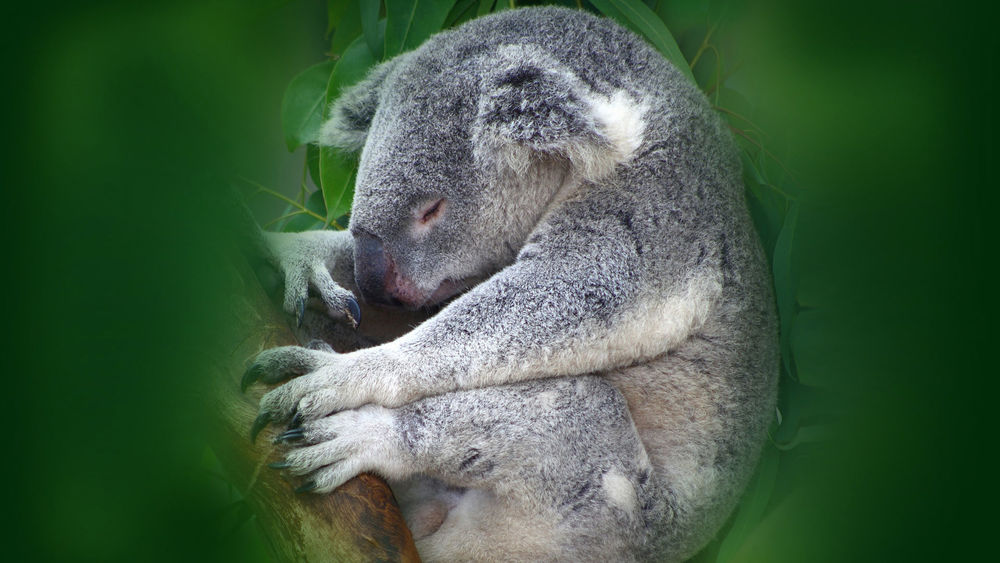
[393,376,666,562]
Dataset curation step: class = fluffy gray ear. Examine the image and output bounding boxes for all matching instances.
[318,58,400,153]
[473,45,647,180]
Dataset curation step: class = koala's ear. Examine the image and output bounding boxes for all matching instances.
[473,45,646,180]
[318,58,400,153]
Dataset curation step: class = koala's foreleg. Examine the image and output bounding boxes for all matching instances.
[271,376,664,561]
[263,229,359,327]
[247,193,721,422]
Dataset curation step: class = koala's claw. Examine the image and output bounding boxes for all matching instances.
[241,364,264,393]
[288,412,304,429]
[249,412,272,443]
[274,428,305,443]
[294,481,317,494]
[267,460,292,470]
[345,296,361,329]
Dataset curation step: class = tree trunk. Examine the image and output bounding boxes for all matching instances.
[207,251,420,562]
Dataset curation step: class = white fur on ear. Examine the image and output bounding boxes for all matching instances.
[473,44,648,183]
[588,91,648,167]
[481,90,647,183]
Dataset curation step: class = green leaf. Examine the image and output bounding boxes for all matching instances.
[282,213,325,233]
[326,0,350,38]
[360,0,383,59]
[384,0,457,57]
[476,0,497,17]
[445,0,480,28]
[280,60,336,152]
[306,187,327,217]
[320,154,357,223]
[714,445,780,563]
[330,1,363,57]
[319,36,377,225]
[587,0,697,85]
[742,151,787,259]
[306,144,321,188]
[772,199,799,378]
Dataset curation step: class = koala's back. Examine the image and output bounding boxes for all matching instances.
[441,8,775,558]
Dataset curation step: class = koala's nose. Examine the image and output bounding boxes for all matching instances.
[352,229,395,306]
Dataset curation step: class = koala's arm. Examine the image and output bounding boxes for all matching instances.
[248,188,721,424]
[263,229,360,327]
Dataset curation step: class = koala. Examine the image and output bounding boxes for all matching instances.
[245,7,778,562]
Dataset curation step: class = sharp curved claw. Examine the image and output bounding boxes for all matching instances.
[250,412,273,443]
[268,460,291,470]
[241,363,263,393]
[296,297,306,328]
[345,296,361,329]
[274,428,305,443]
[295,481,317,494]
[288,412,304,429]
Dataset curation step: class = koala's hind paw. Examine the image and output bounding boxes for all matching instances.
[267,406,405,494]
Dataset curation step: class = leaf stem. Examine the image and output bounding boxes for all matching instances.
[715,106,767,138]
[262,211,308,229]
[240,177,327,223]
[688,23,717,70]
[729,127,797,183]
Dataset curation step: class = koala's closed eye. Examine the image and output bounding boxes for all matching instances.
[417,198,446,226]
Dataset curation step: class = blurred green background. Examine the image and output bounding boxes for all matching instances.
[3,0,992,561]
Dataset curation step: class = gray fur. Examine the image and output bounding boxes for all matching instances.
[253,7,778,562]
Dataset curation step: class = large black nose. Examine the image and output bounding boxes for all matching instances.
[352,229,393,306]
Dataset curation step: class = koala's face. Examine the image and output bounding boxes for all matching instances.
[347,62,510,310]
[320,42,613,309]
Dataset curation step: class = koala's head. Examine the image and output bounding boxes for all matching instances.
[318,41,645,309]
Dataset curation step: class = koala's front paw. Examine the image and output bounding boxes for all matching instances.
[265,232,361,329]
[243,346,383,442]
[268,406,408,494]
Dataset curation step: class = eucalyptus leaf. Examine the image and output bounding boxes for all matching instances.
[306,144,321,188]
[772,200,799,378]
[305,187,327,217]
[476,0,497,17]
[743,151,787,259]
[384,0,457,57]
[360,0,383,59]
[330,1,363,57]
[587,0,696,85]
[445,0,480,28]
[282,213,323,233]
[326,0,350,38]
[280,60,336,152]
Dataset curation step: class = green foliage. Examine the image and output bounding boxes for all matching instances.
[270,3,820,560]
[280,59,336,151]
[328,1,363,57]
[320,35,377,224]
[586,0,696,84]
[384,0,458,57]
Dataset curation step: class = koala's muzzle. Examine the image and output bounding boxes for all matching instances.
[353,229,396,307]
[353,228,431,309]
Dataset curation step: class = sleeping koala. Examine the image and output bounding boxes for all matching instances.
[244,6,778,562]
